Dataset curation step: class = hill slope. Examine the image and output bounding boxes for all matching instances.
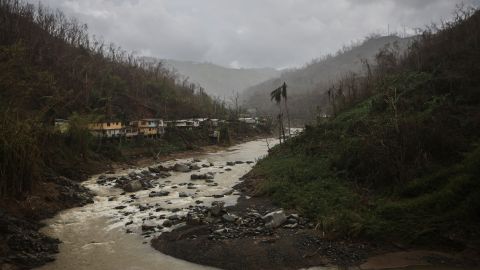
[242,35,413,122]
[250,9,480,252]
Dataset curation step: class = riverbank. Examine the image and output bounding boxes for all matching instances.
[152,173,479,270]
[152,175,370,270]
[0,134,268,270]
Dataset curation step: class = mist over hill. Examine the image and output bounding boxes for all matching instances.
[242,35,414,123]
[143,58,281,99]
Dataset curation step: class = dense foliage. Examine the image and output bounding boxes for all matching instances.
[252,8,480,248]
[0,0,234,198]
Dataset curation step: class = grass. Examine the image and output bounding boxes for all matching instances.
[250,67,480,247]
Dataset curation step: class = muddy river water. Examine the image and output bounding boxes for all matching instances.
[36,138,470,270]
[37,139,275,270]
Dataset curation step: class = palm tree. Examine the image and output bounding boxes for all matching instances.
[271,86,285,143]
[281,82,291,137]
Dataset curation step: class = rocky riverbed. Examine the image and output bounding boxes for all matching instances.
[34,139,284,270]
[22,138,472,270]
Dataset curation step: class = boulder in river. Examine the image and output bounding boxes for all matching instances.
[262,210,287,229]
[124,180,143,192]
[191,173,215,180]
[174,163,191,172]
[190,164,201,170]
[149,191,170,197]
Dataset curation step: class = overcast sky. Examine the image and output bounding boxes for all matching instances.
[31,0,479,69]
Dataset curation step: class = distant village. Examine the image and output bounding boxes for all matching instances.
[54,117,264,139]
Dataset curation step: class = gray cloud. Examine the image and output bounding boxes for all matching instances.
[30,0,478,68]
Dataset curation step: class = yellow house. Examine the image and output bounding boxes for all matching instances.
[130,119,164,137]
[88,121,124,138]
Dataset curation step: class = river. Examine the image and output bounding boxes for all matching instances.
[37,139,276,270]
[35,138,471,270]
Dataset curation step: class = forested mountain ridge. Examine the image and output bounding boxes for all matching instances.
[242,35,413,122]
[158,59,280,98]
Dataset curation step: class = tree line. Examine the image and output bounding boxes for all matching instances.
[0,0,234,198]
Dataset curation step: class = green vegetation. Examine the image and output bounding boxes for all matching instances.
[0,0,266,198]
[252,8,480,248]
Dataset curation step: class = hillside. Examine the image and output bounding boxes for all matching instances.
[0,1,233,198]
[147,58,280,98]
[242,35,413,122]
[0,3,227,122]
[249,8,480,253]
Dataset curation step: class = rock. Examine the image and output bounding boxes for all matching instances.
[138,205,151,211]
[159,172,171,178]
[262,210,287,229]
[225,168,232,171]
[222,214,237,222]
[212,194,224,198]
[283,223,298,229]
[168,214,180,221]
[96,179,107,185]
[186,213,203,225]
[210,201,225,216]
[246,161,254,164]
[148,167,160,173]
[174,163,191,172]
[191,173,215,180]
[148,191,170,197]
[190,174,201,180]
[142,224,156,232]
[235,161,244,164]
[163,220,173,227]
[190,164,201,170]
[124,180,143,192]
[114,205,127,210]
[226,161,235,166]
[0,211,61,269]
[179,192,188,198]
[289,213,299,219]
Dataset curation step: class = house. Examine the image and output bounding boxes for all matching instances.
[238,117,257,125]
[130,118,165,137]
[166,119,199,130]
[54,119,69,133]
[209,119,220,127]
[124,127,139,138]
[88,121,124,138]
[195,118,209,127]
